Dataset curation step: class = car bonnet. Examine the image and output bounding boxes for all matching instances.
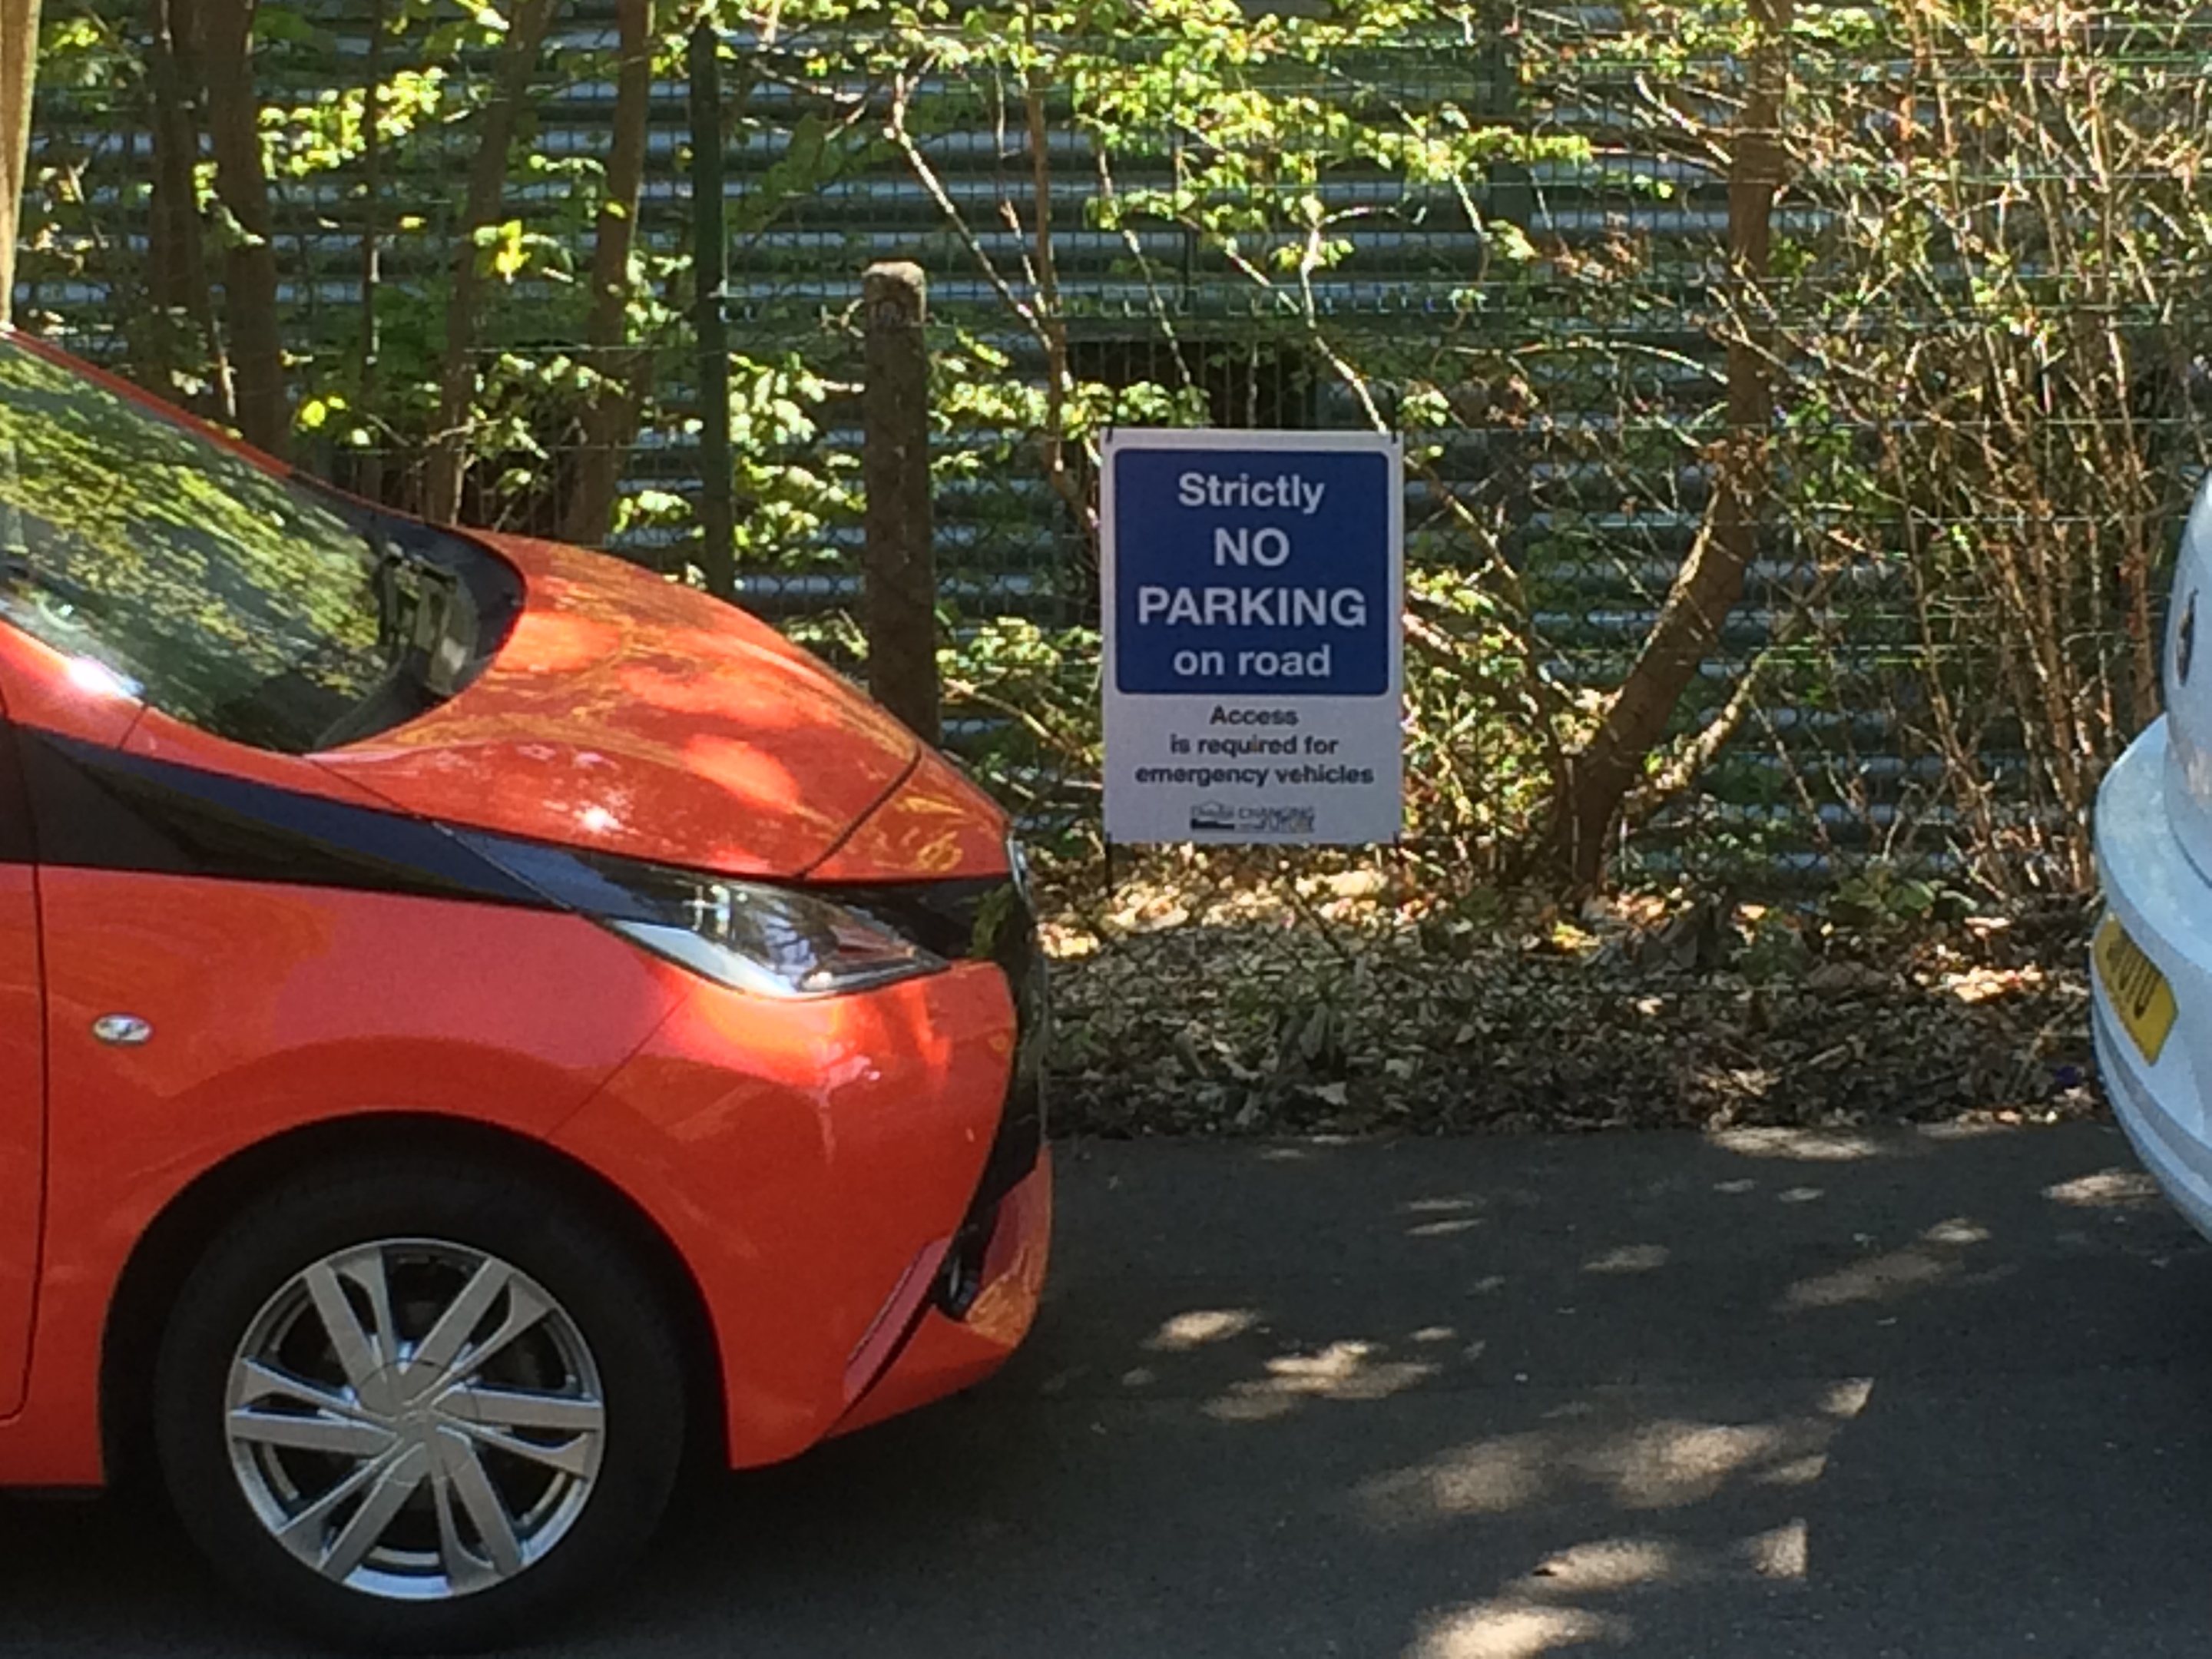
[310,534,924,879]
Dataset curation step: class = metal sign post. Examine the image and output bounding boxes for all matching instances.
[1101,429,1404,846]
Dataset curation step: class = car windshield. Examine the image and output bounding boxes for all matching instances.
[0,338,433,753]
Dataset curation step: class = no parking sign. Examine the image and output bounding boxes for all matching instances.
[1101,429,1404,845]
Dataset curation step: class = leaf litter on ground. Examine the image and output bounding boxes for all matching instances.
[1036,853,2100,1139]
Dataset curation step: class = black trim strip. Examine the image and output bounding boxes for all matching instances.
[971,881,1048,1215]
[18,731,544,905]
[0,719,36,865]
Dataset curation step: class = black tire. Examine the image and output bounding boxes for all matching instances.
[153,1154,687,1654]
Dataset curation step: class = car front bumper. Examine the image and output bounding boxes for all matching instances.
[2093,717,2212,1240]
[550,867,1051,1469]
[830,1150,1053,1439]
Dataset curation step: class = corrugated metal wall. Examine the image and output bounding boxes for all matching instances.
[17,7,2184,881]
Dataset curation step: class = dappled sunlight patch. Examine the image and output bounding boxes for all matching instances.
[1942,964,2048,1005]
[1366,1433,1551,1520]
[1708,1128,1887,1162]
[1581,1243,1669,1274]
[1600,1420,1796,1510]
[1147,1308,1262,1352]
[1740,1519,1809,1580]
[499,609,618,674]
[2045,1167,2161,1209]
[1376,1397,1870,1657]
[1778,1215,1990,1311]
[1416,1601,1628,1659]
[1409,1602,1626,1659]
[1360,1382,1873,1528]
[1512,1522,1812,1598]
[1922,1217,1990,1246]
[1406,1515,1825,1658]
[1560,1525,1812,1594]
[1819,1379,1875,1418]
[1406,1600,1628,1659]
[1758,1453,1830,1487]
[676,733,810,817]
[1524,1538,1677,1594]
[1204,1340,1440,1423]
[1039,922,1101,961]
[1780,1246,1955,1310]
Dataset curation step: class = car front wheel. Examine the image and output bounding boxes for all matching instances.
[153,1154,687,1653]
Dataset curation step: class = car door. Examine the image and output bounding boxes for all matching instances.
[0,618,141,1415]
[0,651,54,1415]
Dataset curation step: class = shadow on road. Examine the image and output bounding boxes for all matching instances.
[5,1122,2210,1657]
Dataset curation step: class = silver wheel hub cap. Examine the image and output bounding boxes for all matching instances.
[223,1238,607,1601]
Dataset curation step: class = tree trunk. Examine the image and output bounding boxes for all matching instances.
[1541,0,1793,890]
[0,0,38,328]
[423,0,558,526]
[560,0,651,547]
[200,0,287,456]
[144,0,233,415]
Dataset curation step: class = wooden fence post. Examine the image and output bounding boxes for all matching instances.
[862,260,939,744]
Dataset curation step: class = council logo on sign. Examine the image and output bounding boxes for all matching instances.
[1101,429,1404,847]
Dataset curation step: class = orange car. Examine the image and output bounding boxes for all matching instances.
[0,333,1049,1650]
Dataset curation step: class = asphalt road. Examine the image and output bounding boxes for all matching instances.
[6,1121,2212,1658]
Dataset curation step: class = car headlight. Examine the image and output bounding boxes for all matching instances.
[607,879,945,998]
[456,833,947,998]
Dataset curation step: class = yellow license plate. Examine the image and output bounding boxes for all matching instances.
[2096,913,2178,1065]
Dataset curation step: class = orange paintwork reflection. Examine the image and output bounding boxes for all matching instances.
[677,734,810,822]
[552,960,1014,1467]
[830,1156,1052,1440]
[500,609,622,675]
[968,1154,1053,1346]
[807,750,1011,882]
[0,624,142,748]
[127,707,402,810]
[318,534,934,878]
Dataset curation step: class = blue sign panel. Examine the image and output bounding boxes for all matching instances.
[1111,445,1393,696]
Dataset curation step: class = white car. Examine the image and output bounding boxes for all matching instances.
[2094,481,2212,1236]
